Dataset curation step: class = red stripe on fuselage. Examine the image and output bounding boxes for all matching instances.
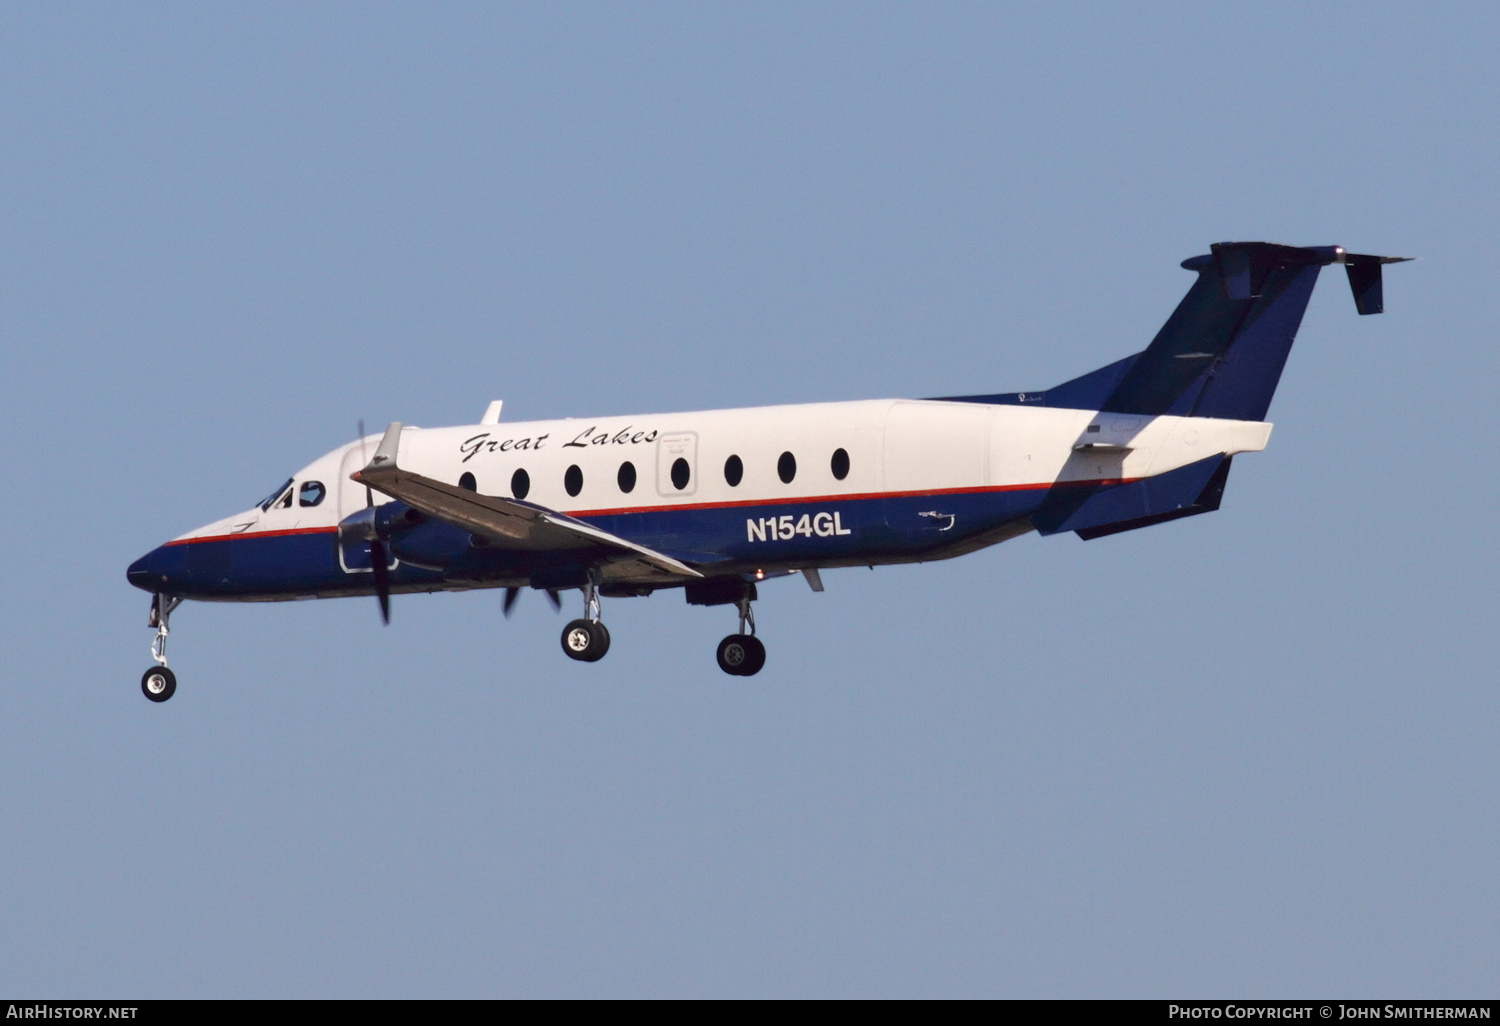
[562,478,1136,519]
[165,526,337,547]
[163,477,1138,546]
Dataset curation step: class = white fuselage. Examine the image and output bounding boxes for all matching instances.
[162,398,1268,597]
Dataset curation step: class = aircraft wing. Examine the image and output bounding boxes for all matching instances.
[351,422,702,583]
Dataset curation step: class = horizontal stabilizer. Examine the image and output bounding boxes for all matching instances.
[1343,253,1411,316]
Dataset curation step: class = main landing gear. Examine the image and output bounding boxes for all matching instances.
[551,572,770,675]
[716,592,765,677]
[561,577,611,663]
[141,593,181,702]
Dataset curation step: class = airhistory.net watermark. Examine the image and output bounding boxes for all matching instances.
[5,1007,138,1020]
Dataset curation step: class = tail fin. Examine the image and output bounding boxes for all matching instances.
[941,242,1409,421]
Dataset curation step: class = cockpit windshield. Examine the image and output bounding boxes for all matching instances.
[257,478,294,512]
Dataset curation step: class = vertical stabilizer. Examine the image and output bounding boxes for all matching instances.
[939,242,1408,421]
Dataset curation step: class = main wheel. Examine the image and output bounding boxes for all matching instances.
[738,635,765,676]
[141,666,177,702]
[716,634,766,676]
[562,619,611,662]
[585,621,610,662]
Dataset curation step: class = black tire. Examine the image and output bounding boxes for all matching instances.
[141,666,177,702]
[716,634,765,676]
[585,620,611,662]
[738,635,766,676]
[562,619,611,662]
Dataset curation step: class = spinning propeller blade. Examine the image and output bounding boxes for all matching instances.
[504,587,559,617]
[370,539,391,625]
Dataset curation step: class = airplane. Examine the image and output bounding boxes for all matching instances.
[127,241,1406,702]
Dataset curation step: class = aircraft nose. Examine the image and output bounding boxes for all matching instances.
[127,546,175,592]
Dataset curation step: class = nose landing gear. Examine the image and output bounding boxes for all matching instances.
[560,576,611,662]
[141,665,176,702]
[716,592,765,677]
[141,593,182,702]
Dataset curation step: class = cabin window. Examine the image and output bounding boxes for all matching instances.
[724,454,743,487]
[617,461,637,493]
[670,457,691,491]
[258,478,293,512]
[778,451,797,484]
[458,472,477,492]
[511,468,530,500]
[564,464,584,497]
[298,481,326,507]
[830,448,850,481]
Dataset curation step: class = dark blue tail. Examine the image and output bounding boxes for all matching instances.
[943,242,1407,421]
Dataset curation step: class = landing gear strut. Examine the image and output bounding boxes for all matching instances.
[142,593,181,702]
[716,592,765,677]
[560,575,611,663]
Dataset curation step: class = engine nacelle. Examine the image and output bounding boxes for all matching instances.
[388,517,474,571]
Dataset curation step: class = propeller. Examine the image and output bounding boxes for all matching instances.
[370,539,391,624]
[357,419,391,625]
[501,586,562,618]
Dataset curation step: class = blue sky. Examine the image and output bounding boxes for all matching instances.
[2,3,1496,997]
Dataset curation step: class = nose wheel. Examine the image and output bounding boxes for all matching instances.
[141,666,177,702]
[560,576,611,662]
[716,591,766,676]
[141,593,182,702]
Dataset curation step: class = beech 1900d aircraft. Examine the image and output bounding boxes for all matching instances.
[128,241,1406,701]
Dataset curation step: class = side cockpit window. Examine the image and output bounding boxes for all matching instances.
[299,481,326,507]
[258,478,294,512]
